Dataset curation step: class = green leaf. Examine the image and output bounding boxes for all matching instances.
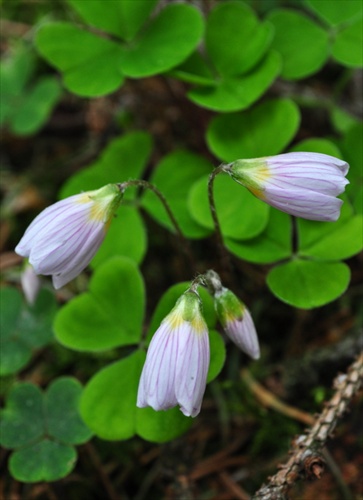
[142,150,213,239]
[188,50,281,112]
[0,44,35,101]
[54,257,144,351]
[340,123,363,177]
[305,0,362,27]
[332,17,363,67]
[170,51,215,86]
[298,205,363,260]
[267,260,350,308]
[10,76,61,135]
[136,405,193,443]
[331,107,360,134]
[225,209,292,264]
[9,440,76,483]
[147,282,217,342]
[207,98,300,162]
[0,288,56,376]
[188,174,269,240]
[0,44,61,135]
[60,131,153,199]
[0,288,31,376]
[340,123,363,213]
[67,0,158,41]
[289,138,342,158]
[45,378,93,445]
[0,383,44,448]
[118,4,204,78]
[207,330,226,383]
[267,9,329,79]
[91,205,147,267]
[80,350,145,440]
[205,1,273,76]
[1,379,91,483]
[35,22,125,97]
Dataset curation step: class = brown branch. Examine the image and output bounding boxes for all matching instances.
[251,352,363,500]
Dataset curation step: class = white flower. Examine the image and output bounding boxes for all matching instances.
[215,287,260,360]
[227,152,349,221]
[15,184,123,289]
[137,292,210,417]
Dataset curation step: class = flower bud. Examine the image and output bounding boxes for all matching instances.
[215,288,260,360]
[20,261,41,305]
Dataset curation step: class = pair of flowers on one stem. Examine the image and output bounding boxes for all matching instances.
[15,152,349,414]
[137,271,259,417]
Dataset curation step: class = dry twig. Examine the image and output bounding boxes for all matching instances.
[241,369,314,426]
[251,353,363,500]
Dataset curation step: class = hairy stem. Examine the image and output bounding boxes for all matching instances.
[207,165,234,277]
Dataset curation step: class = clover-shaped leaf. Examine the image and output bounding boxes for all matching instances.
[36,3,203,96]
[205,1,273,77]
[332,17,363,68]
[0,44,61,135]
[0,379,92,483]
[54,256,145,351]
[225,209,292,264]
[182,1,279,112]
[36,23,125,97]
[0,383,44,449]
[0,288,57,376]
[289,138,343,158]
[298,203,363,261]
[267,260,350,309]
[267,9,329,79]
[9,440,77,483]
[66,0,158,41]
[117,3,204,78]
[207,98,300,162]
[306,0,362,27]
[188,51,281,112]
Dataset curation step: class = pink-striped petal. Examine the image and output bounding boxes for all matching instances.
[15,184,122,288]
[228,152,349,221]
[137,292,210,417]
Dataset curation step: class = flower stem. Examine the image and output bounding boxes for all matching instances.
[207,165,234,277]
[118,180,195,269]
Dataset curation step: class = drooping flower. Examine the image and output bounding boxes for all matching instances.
[137,291,210,417]
[214,287,260,360]
[15,184,123,289]
[226,152,349,221]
